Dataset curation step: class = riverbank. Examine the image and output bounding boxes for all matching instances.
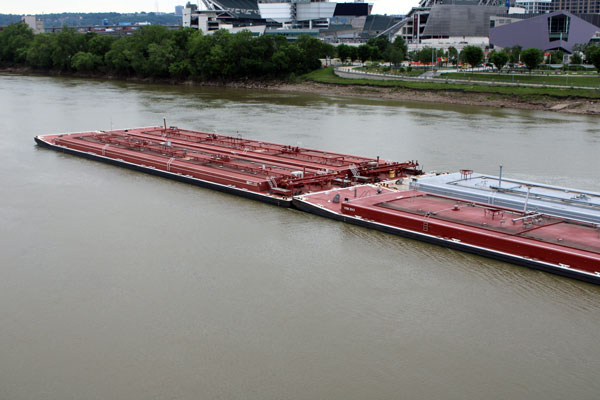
[296,67,600,115]
[3,67,599,115]
[274,80,600,115]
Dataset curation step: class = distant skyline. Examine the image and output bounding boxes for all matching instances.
[0,0,419,16]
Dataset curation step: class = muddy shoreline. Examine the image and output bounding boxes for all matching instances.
[271,81,600,115]
[3,68,599,115]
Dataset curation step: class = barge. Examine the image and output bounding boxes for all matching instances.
[411,170,600,224]
[36,125,600,284]
[293,185,600,284]
[34,125,421,207]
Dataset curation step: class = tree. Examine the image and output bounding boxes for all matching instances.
[83,35,113,72]
[187,32,213,77]
[367,36,390,61]
[417,47,435,65]
[169,60,193,79]
[508,45,522,64]
[26,34,55,69]
[407,50,419,62]
[392,36,408,59]
[572,43,586,54]
[548,50,563,65]
[447,46,458,66]
[0,23,34,65]
[520,48,543,72]
[587,46,600,74]
[146,40,176,78]
[51,27,87,71]
[170,27,199,58]
[105,35,136,75]
[489,50,509,71]
[6,22,327,81]
[348,46,358,62]
[295,34,325,71]
[570,52,583,65]
[357,44,375,63]
[250,35,278,74]
[582,44,599,64]
[71,51,102,73]
[387,46,404,67]
[320,42,336,60]
[336,44,352,63]
[460,45,484,69]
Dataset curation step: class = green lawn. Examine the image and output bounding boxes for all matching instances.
[304,67,600,99]
[441,72,600,87]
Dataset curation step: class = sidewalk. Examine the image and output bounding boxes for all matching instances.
[334,65,600,90]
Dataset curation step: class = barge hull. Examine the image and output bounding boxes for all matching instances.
[294,198,600,285]
[35,126,421,208]
[35,136,291,207]
[293,188,600,285]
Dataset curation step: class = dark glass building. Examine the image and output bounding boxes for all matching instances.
[489,10,599,53]
[551,0,600,14]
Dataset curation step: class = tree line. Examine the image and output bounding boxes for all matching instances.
[336,36,408,65]
[0,12,180,28]
[339,39,600,74]
[0,23,336,80]
[487,46,600,72]
[4,22,600,80]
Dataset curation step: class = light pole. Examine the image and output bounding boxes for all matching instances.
[431,48,434,72]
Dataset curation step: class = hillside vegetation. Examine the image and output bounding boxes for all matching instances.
[0,12,179,27]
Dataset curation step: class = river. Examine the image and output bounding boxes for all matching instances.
[1,73,600,400]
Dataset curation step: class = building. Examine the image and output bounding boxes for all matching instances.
[258,0,338,29]
[320,2,400,42]
[175,5,185,16]
[183,0,401,41]
[329,2,369,28]
[187,9,266,34]
[361,15,400,37]
[183,0,266,27]
[514,0,552,13]
[550,0,600,14]
[385,0,507,50]
[21,15,44,34]
[183,1,267,34]
[489,10,600,52]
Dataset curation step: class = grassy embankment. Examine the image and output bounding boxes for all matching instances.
[354,66,425,76]
[441,72,600,88]
[304,67,600,100]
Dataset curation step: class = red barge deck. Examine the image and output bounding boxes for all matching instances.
[35,125,421,207]
[36,125,600,284]
[294,186,600,284]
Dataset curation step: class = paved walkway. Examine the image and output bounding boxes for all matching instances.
[334,65,600,90]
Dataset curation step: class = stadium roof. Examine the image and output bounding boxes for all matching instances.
[422,5,507,37]
[206,0,262,19]
[334,3,369,16]
[363,15,399,33]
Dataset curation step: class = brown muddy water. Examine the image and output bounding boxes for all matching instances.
[1,73,600,400]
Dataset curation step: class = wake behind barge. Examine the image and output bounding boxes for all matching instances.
[35,125,421,207]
